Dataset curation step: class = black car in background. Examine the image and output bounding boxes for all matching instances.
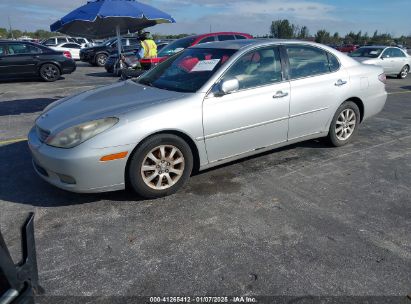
[0,40,76,82]
[80,36,140,67]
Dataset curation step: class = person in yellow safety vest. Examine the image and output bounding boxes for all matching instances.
[139,32,157,59]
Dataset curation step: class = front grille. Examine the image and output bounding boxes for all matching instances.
[36,126,50,143]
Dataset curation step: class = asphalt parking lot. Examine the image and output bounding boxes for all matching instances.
[0,62,410,300]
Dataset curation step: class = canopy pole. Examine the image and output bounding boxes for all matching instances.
[116,25,121,56]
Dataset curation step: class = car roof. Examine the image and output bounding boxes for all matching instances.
[359,45,388,49]
[191,39,332,50]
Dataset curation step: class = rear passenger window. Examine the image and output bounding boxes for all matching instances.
[391,48,406,58]
[57,38,67,44]
[327,53,340,72]
[235,35,247,40]
[286,45,330,79]
[218,35,235,41]
[0,45,5,56]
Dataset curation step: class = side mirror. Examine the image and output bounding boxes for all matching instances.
[219,78,239,95]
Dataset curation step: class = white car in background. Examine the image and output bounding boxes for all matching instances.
[350,46,410,79]
[50,42,82,60]
[73,37,94,48]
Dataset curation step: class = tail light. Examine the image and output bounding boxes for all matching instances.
[63,51,72,59]
[378,73,386,84]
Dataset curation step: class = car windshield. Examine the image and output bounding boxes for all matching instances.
[137,48,237,93]
[157,37,197,57]
[349,47,384,58]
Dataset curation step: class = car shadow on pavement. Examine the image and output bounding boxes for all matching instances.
[1,138,333,207]
[85,72,115,78]
[0,141,139,207]
[400,86,411,91]
[0,77,65,83]
[0,98,59,116]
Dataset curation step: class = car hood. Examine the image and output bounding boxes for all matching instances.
[36,81,188,133]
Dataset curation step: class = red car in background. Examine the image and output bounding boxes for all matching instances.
[336,44,358,53]
[139,32,253,69]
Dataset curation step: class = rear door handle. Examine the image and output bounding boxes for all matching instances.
[273,91,288,98]
[335,79,347,86]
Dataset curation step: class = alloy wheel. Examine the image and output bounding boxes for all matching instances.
[335,109,356,141]
[41,65,58,81]
[401,66,409,78]
[140,145,185,190]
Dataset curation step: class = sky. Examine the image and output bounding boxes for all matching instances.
[0,0,410,37]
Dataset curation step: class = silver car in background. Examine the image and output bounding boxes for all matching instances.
[28,40,387,198]
[350,46,410,79]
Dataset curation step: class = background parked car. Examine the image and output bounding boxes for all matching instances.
[336,44,358,53]
[0,40,76,82]
[105,32,253,75]
[41,36,76,47]
[72,37,95,48]
[80,36,140,67]
[350,46,410,78]
[139,32,253,70]
[50,42,82,60]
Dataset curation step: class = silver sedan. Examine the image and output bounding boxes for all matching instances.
[28,40,387,198]
[350,46,410,79]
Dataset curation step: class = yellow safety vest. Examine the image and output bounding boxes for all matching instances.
[141,39,157,59]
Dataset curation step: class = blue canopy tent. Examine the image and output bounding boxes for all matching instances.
[50,0,175,55]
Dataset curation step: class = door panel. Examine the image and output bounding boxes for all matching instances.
[288,70,350,139]
[203,83,290,162]
[285,45,350,140]
[203,46,289,162]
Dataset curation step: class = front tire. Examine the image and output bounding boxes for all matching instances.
[39,63,60,82]
[397,65,409,79]
[328,101,360,147]
[128,134,193,199]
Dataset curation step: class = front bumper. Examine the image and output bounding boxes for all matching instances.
[80,51,94,63]
[28,127,132,193]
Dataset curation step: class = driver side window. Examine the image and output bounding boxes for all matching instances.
[222,47,283,90]
[382,49,392,58]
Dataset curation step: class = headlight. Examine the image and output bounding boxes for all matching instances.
[46,117,119,148]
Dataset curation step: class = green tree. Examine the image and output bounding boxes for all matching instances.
[270,19,294,39]
[0,27,7,38]
[298,26,310,39]
[315,29,331,44]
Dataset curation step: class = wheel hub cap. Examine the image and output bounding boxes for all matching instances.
[335,109,356,141]
[141,145,185,191]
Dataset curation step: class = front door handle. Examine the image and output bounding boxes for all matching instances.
[335,79,347,86]
[273,91,288,98]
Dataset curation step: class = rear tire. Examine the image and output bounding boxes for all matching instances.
[397,65,409,79]
[95,53,108,67]
[328,101,360,147]
[39,63,60,82]
[128,134,193,199]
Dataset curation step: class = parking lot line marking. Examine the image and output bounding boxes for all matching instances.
[0,138,27,145]
[388,91,411,95]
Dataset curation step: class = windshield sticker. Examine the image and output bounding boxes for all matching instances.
[191,59,220,72]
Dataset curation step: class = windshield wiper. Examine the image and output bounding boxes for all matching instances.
[138,79,153,87]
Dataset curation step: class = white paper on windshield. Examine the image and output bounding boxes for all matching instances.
[191,59,220,72]
[369,51,379,55]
